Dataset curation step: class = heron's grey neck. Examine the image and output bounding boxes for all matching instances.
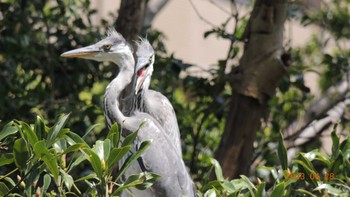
[104,51,135,126]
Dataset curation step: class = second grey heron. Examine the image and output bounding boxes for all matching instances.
[61,29,196,197]
[134,38,182,156]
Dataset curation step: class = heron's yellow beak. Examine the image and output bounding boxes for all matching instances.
[61,45,99,58]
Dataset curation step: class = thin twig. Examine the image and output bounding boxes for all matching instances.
[208,0,231,15]
[188,0,216,28]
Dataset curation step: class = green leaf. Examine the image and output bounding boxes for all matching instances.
[314,184,342,196]
[221,181,236,193]
[75,173,97,182]
[293,153,319,187]
[61,170,74,191]
[67,154,86,173]
[34,115,46,140]
[92,140,104,160]
[83,148,103,180]
[103,139,111,161]
[114,172,160,194]
[340,136,350,159]
[240,175,256,195]
[106,146,131,174]
[62,143,86,155]
[0,153,14,166]
[53,139,67,153]
[0,123,18,141]
[20,121,38,146]
[83,123,100,140]
[121,130,139,147]
[34,140,59,181]
[331,126,340,159]
[256,182,266,197]
[201,180,224,192]
[43,174,51,192]
[13,138,29,170]
[34,140,49,158]
[66,132,89,147]
[270,182,285,197]
[277,131,288,170]
[46,113,70,146]
[307,150,331,167]
[115,140,151,181]
[0,182,9,196]
[209,158,224,181]
[107,123,120,147]
[296,189,317,197]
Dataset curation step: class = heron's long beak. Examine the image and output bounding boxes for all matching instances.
[61,44,100,59]
[135,58,150,95]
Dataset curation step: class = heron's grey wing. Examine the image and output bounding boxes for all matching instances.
[134,113,196,197]
[143,90,182,156]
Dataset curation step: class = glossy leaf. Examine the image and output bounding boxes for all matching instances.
[277,131,288,170]
[115,140,151,181]
[34,115,46,140]
[13,138,29,170]
[331,128,340,159]
[270,182,285,197]
[66,132,89,147]
[106,146,131,174]
[46,113,70,146]
[20,121,39,146]
[256,182,266,197]
[75,173,97,182]
[83,148,103,180]
[0,182,9,196]
[209,158,224,181]
[61,170,74,191]
[121,130,139,147]
[43,174,51,192]
[114,172,160,193]
[0,123,18,141]
[83,123,101,140]
[315,184,342,196]
[0,153,14,166]
[107,123,120,147]
[34,140,59,181]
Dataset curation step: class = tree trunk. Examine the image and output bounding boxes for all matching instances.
[115,0,148,42]
[215,0,289,179]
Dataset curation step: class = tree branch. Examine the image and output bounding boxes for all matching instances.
[143,0,170,27]
[284,79,349,141]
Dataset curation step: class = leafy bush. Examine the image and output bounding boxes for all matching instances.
[202,129,350,196]
[0,114,158,196]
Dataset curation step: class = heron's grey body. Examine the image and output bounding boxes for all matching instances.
[134,39,182,156]
[61,29,196,197]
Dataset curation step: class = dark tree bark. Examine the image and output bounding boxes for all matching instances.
[214,0,289,179]
[115,0,148,42]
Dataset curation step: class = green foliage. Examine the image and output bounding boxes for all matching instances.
[0,0,108,134]
[202,130,350,196]
[0,114,158,196]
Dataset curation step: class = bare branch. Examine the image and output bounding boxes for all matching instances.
[208,0,231,15]
[284,79,349,141]
[143,0,170,27]
[188,0,216,28]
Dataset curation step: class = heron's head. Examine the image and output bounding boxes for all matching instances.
[61,29,132,67]
[134,38,155,95]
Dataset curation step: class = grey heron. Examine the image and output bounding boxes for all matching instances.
[61,29,196,197]
[134,38,182,156]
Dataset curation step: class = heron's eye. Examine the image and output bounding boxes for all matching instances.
[103,44,111,51]
[149,55,154,63]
